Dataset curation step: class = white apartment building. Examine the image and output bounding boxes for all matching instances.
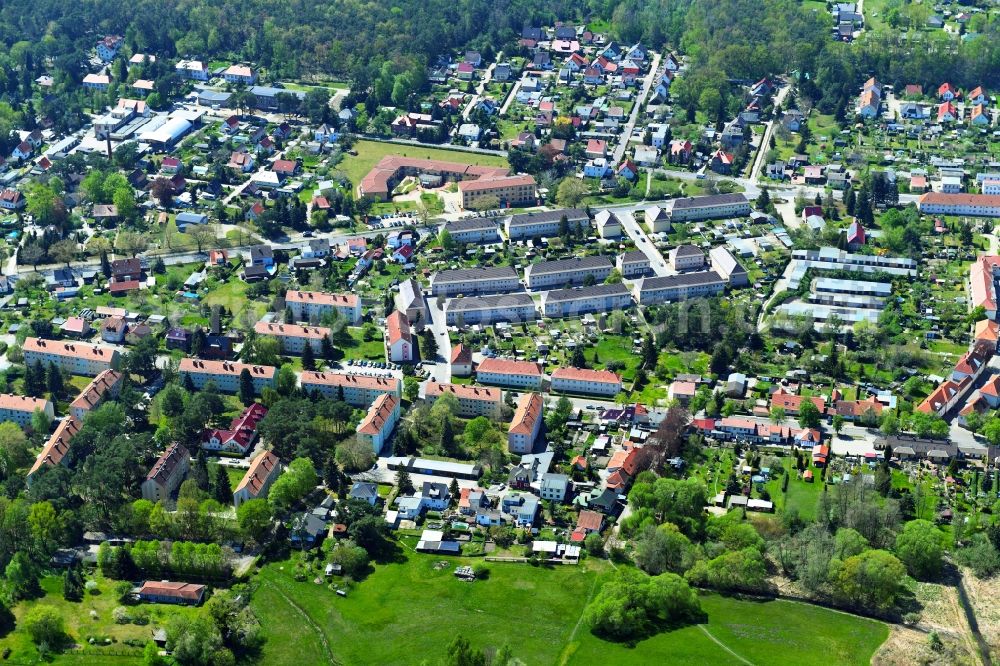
[430,267,520,297]
[445,293,537,325]
[424,383,502,419]
[669,244,706,271]
[23,337,121,376]
[0,394,54,427]
[524,256,613,290]
[234,451,282,508]
[476,358,544,390]
[665,194,750,222]
[285,290,361,325]
[443,218,501,244]
[356,394,401,454]
[508,392,543,454]
[505,208,589,240]
[178,359,278,393]
[141,444,190,502]
[917,192,1000,218]
[254,321,332,354]
[550,367,622,397]
[633,271,727,305]
[300,371,402,407]
[541,283,633,318]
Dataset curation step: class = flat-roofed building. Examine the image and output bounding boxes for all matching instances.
[551,367,622,397]
[476,358,543,390]
[633,271,726,305]
[0,394,54,427]
[541,283,633,318]
[443,218,501,244]
[178,359,277,393]
[505,208,589,240]
[425,382,502,419]
[459,174,536,209]
[617,250,651,278]
[285,290,361,324]
[23,337,121,376]
[254,321,331,354]
[445,293,537,325]
[384,456,482,480]
[300,371,402,406]
[709,246,749,287]
[665,194,750,222]
[141,443,190,502]
[430,266,520,297]
[70,369,124,421]
[787,247,917,289]
[356,394,401,454]
[234,451,282,508]
[524,255,613,290]
[508,393,543,453]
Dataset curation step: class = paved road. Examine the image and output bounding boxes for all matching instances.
[422,294,453,384]
[749,84,792,183]
[461,55,501,122]
[612,52,661,165]
[616,209,671,277]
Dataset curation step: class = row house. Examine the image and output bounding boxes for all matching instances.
[300,371,402,407]
[424,382,502,419]
[769,387,827,415]
[23,337,121,376]
[178,359,278,394]
[443,218,501,244]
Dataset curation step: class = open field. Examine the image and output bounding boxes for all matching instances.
[339,140,510,187]
[250,550,888,666]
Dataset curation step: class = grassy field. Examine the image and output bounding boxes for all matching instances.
[250,549,888,666]
[339,140,509,187]
[567,593,888,665]
[0,574,200,665]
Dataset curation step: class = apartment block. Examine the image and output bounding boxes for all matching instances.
[0,394,54,427]
[617,250,652,278]
[356,394,401,454]
[633,271,726,305]
[23,337,121,376]
[430,266,520,297]
[524,255,613,290]
[69,369,124,421]
[476,358,544,390]
[300,371,402,407]
[285,290,361,325]
[254,321,332,354]
[443,218,501,244]
[508,393,543,454]
[459,174,536,209]
[445,293,537,325]
[234,451,282,508]
[178,359,278,394]
[540,283,633,318]
[504,208,589,240]
[550,367,622,397]
[665,194,750,222]
[141,443,190,502]
[425,382,503,419]
[26,416,82,486]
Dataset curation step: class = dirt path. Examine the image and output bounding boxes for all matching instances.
[697,625,755,665]
[260,579,339,665]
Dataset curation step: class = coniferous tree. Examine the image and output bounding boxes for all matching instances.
[302,341,316,371]
[213,464,232,504]
[193,450,210,491]
[238,369,255,406]
[46,362,64,397]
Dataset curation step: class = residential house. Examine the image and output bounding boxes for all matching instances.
[141,444,190,502]
[356,394,400,454]
[233,451,282,508]
[508,393,543,454]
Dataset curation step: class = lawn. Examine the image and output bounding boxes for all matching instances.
[339,140,509,187]
[0,573,201,664]
[765,461,825,521]
[251,551,608,665]
[251,550,887,666]
[339,326,387,360]
[568,593,887,666]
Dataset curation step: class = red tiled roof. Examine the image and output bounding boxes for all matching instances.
[477,358,542,377]
[509,393,543,436]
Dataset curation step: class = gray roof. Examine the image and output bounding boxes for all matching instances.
[432,266,518,285]
[620,250,649,265]
[543,282,630,303]
[673,244,703,257]
[349,482,378,499]
[640,271,725,290]
[445,218,499,233]
[671,193,748,210]
[445,292,535,313]
[507,208,589,228]
[525,255,612,276]
[397,278,423,309]
[249,85,305,100]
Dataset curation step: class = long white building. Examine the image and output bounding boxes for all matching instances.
[633,271,727,305]
[541,283,633,318]
[178,359,278,393]
[254,321,332,354]
[664,194,750,222]
[476,358,544,390]
[917,192,1000,218]
[505,208,589,240]
[300,371,402,407]
[23,337,121,376]
[524,256,613,290]
[430,266,520,297]
[445,293,537,325]
[285,290,361,325]
[0,394,54,427]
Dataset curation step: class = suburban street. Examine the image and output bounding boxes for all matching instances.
[612,51,662,165]
[748,83,792,182]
